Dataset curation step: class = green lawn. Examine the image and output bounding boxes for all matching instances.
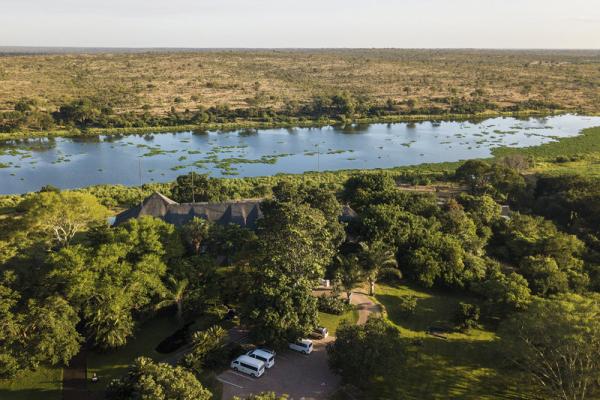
[372,283,533,400]
[318,308,359,335]
[0,365,62,400]
[87,314,181,391]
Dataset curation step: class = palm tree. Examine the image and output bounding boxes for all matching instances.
[181,217,211,255]
[156,277,189,323]
[334,254,363,303]
[359,241,401,296]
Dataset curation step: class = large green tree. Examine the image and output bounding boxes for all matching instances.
[256,201,336,281]
[359,241,400,296]
[472,262,532,316]
[243,200,335,345]
[455,160,526,202]
[106,357,212,400]
[170,173,231,203]
[333,254,364,302]
[328,317,405,387]
[358,200,488,289]
[0,277,82,377]
[244,267,319,346]
[490,213,589,294]
[20,191,109,247]
[48,229,167,349]
[342,173,397,211]
[499,295,600,400]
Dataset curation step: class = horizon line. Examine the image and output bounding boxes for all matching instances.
[1,46,600,54]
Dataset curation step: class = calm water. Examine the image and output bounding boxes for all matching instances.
[1,114,599,195]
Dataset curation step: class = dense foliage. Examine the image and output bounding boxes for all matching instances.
[2,158,600,399]
[499,295,600,400]
[242,183,344,344]
[106,357,211,400]
[0,91,567,135]
[327,317,405,388]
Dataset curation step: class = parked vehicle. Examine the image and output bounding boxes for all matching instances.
[312,326,329,339]
[230,355,265,377]
[246,348,276,368]
[288,339,313,354]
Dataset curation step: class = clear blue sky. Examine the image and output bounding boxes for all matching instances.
[1,0,599,48]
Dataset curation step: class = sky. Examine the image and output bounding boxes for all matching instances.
[1,0,599,49]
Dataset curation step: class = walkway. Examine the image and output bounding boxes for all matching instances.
[62,349,88,400]
[350,291,381,325]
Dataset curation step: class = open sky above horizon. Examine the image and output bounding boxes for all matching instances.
[1,0,599,49]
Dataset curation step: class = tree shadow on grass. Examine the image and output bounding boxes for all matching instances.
[0,388,62,400]
[365,335,534,400]
[372,284,536,399]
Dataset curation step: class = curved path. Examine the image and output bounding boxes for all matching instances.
[350,291,381,325]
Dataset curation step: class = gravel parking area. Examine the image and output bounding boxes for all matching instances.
[219,336,340,400]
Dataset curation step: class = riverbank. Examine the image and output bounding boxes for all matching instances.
[0,109,572,142]
[1,122,599,207]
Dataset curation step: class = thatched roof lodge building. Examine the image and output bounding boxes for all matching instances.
[114,192,263,229]
[114,192,358,228]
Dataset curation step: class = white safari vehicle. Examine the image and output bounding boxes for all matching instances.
[246,348,276,368]
[288,339,314,354]
[230,354,266,377]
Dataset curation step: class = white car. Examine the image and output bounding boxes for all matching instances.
[230,355,265,377]
[246,348,276,368]
[288,339,313,354]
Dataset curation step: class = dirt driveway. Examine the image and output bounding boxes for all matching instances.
[219,336,339,400]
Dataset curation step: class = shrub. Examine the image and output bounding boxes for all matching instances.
[317,293,350,315]
[397,295,417,317]
[454,302,480,331]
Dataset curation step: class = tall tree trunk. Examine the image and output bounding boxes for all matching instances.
[347,291,352,303]
[176,300,183,324]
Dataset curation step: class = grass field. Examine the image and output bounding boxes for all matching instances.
[1,49,599,117]
[372,283,532,400]
[318,309,359,335]
[0,366,62,400]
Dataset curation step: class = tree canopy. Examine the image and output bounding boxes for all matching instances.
[499,295,600,400]
[106,357,212,400]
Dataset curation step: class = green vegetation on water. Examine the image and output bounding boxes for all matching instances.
[493,126,600,159]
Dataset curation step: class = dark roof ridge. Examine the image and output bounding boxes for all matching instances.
[177,198,264,206]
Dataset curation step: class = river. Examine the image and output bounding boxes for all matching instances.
[1,114,599,194]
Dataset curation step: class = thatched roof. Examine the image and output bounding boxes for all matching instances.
[114,193,262,229]
[114,192,358,229]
